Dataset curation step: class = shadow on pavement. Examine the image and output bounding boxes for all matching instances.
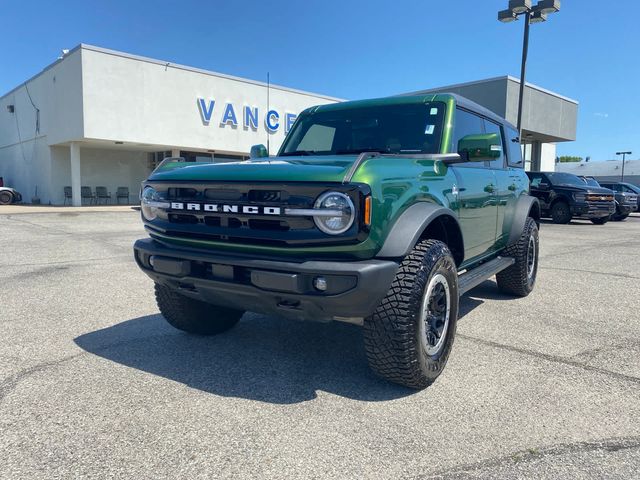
[459,279,513,319]
[74,313,414,404]
[75,280,510,404]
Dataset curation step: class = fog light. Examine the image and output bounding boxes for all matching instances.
[314,276,328,291]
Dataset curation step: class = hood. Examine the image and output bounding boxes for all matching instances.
[553,184,613,195]
[148,156,361,183]
[585,186,615,195]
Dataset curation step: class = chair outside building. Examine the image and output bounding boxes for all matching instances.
[95,186,112,204]
[116,187,130,204]
[63,186,73,205]
[81,186,96,205]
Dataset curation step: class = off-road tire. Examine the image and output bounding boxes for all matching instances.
[155,283,243,335]
[363,239,458,389]
[591,217,609,225]
[0,191,13,205]
[551,201,572,224]
[496,217,539,297]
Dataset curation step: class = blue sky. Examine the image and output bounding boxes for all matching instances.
[3,0,638,161]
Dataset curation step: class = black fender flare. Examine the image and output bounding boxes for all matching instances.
[376,202,463,260]
[507,195,540,247]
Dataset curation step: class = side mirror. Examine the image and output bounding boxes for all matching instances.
[250,144,268,159]
[458,133,502,160]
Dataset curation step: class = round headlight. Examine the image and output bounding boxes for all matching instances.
[141,186,162,221]
[313,191,355,235]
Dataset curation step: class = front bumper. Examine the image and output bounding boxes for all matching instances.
[571,201,615,219]
[617,204,635,215]
[133,238,398,322]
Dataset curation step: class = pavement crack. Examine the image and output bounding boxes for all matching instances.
[540,265,640,280]
[0,353,84,404]
[0,255,131,269]
[541,239,640,260]
[418,436,640,479]
[458,334,640,386]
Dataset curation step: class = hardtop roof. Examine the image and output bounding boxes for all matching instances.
[309,93,516,131]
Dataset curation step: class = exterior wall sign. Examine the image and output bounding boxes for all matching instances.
[197,98,298,134]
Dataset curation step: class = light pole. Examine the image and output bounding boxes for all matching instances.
[498,0,561,138]
[616,151,632,182]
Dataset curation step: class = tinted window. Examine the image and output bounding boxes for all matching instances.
[452,108,485,168]
[546,172,585,186]
[483,119,505,169]
[582,177,600,187]
[527,172,545,188]
[505,127,523,167]
[297,124,336,152]
[280,102,445,156]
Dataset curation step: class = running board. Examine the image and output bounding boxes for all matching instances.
[458,256,515,295]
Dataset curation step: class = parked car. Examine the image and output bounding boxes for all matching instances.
[526,171,614,224]
[133,93,541,389]
[0,187,22,205]
[579,176,638,221]
[598,181,640,215]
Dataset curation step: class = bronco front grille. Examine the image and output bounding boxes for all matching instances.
[144,182,370,247]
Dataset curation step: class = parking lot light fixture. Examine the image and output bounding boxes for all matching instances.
[616,151,632,182]
[498,0,561,141]
[529,11,547,23]
[536,0,561,14]
[498,9,518,22]
[509,0,532,14]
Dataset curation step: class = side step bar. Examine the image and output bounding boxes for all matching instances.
[458,256,515,295]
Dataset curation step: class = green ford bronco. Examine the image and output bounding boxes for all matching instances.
[134,93,540,389]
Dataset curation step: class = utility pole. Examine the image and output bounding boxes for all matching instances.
[616,151,632,182]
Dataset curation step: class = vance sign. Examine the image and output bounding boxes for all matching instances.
[197,98,298,134]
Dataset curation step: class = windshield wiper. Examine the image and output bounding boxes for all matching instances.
[279,150,316,156]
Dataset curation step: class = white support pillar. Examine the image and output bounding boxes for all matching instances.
[171,148,180,158]
[70,142,81,207]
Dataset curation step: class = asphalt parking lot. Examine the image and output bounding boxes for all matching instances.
[1,207,639,479]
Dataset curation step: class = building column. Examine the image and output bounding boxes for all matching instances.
[171,148,180,158]
[530,141,542,172]
[70,142,81,206]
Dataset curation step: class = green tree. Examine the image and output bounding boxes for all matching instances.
[558,156,583,163]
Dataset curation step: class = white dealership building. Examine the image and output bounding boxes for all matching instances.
[0,44,341,206]
[1,44,577,206]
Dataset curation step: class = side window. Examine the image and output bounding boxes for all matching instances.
[505,127,523,167]
[483,119,505,169]
[452,108,485,168]
[528,173,543,188]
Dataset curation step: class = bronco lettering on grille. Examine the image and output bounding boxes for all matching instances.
[170,202,282,215]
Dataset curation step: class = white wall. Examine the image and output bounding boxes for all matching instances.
[0,48,84,202]
[50,146,149,204]
[81,46,340,155]
[556,159,640,179]
[541,143,557,171]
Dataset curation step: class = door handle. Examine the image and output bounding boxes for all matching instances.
[484,184,495,193]
[508,184,517,191]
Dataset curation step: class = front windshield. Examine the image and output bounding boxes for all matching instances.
[623,183,640,193]
[280,102,445,156]
[547,172,587,186]
[582,177,600,187]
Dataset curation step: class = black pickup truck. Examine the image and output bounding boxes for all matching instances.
[526,171,615,224]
